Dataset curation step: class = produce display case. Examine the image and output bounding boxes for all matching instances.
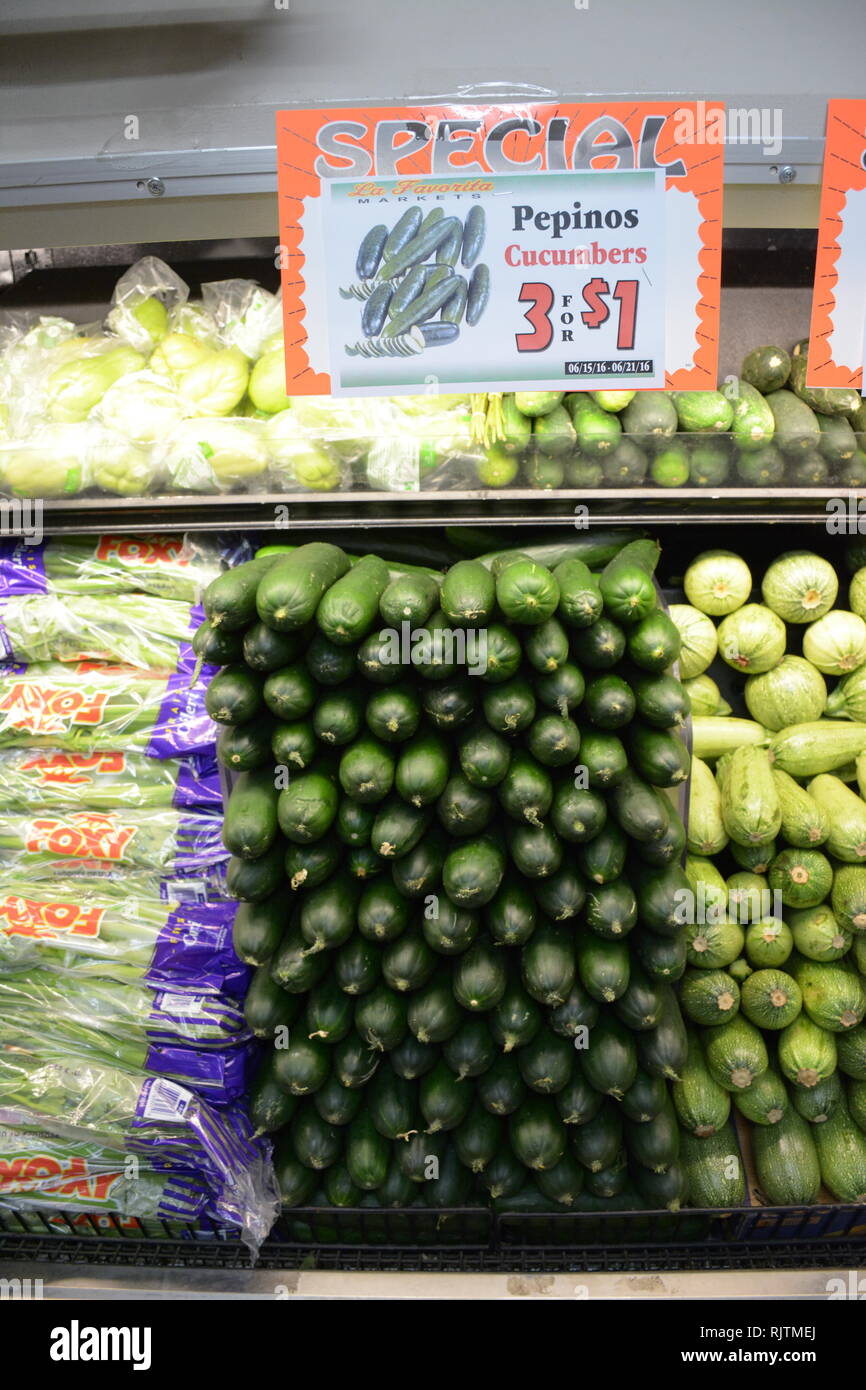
[5,3,866,1300]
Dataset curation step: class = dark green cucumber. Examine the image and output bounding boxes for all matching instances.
[453,937,508,1013]
[574,821,627,884]
[585,879,638,940]
[478,1054,527,1117]
[582,1013,637,1100]
[365,684,421,744]
[421,678,477,732]
[272,719,317,770]
[627,725,690,788]
[491,982,542,1053]
[484,881,537,946]
[277,772,338,845]
[570,615,627,670]
[576,934,630,1003]
[497,751,553,826]
[339,737,395,804]
[346,1112,390,1190]
[421,1060,473,1133]
[312,691,363,748]
[535,662,586,715]
[354,984,407,1052]
[357,880,410,942]
[633,927,687,982]
[507,822,563,879]
[395,732,451,807]
[217,718,275,771]
[458,723,512,788]
[444,1017,497,1081]
[482,677,537,734]
[550,982,600,1037]
[272,1035,330,1097]
[223,768,279,860]
[304,632,355,686]
[631,672,690,729]
[440,559,496,626]
[526,713,581,768]
[334,939,381,997]
[535,866,587,922]
[333,1031,381,1088]
[625,1096,680,1174]
[225,841,285,901]
[626,610,682,672]
[317,554,391,645]
[510,1097,567,1170]
[442,835,506,908]
[391,827,447,898]
[242,621,304,674]
[379,571,442,627]
[553,557,603,628]
[256,543,351,631]
[551,783,607,844]
[583,675,636,730]
[522,922,575,1006]
[382,930,436,994]
[408,973,462,1044]
[205,666,263,725]
[370,797,430,859]
[578,728,628,788]
[284,840,341,893]
[299,874,359,954]
[204,554,283,631]
[556,1065,604,1125]
[263,663,317,721]
[248,1052,297,1134]
[243,964,300,1038]
[636,984,688,1082]
[436,772,494,838]
[232,893,287,966]
[422,898,479,955]
[570,1102,622,1172]
[390,1032,438,1081]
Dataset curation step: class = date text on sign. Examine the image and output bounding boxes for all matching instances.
[517,279,640,354]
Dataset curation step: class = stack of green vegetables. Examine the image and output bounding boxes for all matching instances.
[469,339,866,490]
[668,540,866,1207]
[201,531,707,1214]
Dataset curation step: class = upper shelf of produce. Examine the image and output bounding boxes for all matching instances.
[0,239,860,532]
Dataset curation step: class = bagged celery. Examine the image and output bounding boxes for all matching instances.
[0,974,253,1105]
[0,884,248,995]
[0,593,204,672]
[0,805,226,875]
[0,660,216,756]
[0,1048,278,1246]
[0,1125,211,1225]
[0,533,246,602]
[0,970,250,1051]
[0,748,221,811]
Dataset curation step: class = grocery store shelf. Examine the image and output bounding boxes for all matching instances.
[0,1260,853,1300]
[30,489,852,535]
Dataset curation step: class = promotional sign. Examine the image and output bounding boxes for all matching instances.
[276,102,724,397]
[808,99,866,390]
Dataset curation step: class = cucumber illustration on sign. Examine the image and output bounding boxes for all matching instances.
[345,205,490,355]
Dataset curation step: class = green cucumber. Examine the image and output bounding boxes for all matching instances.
[440,559,496,626]
[534,662,586,715]
[382,930,436,994]
[452,937,507,1012]
[249,1052,297,1134]
[632,672,690,729]
[407,973,462,1044]
[205,665,263,725]
[621,391,678,437]
[243,621,304,674]
[507,821,563,878]
[551,783,607,843]
[278,772,338,845]
[225,842,285,902]
[535,865,587,922]
[636,984,687,1081]
[285,840,341,893]
[204,554,283,631]
[273,1035,329,1097]
[454,1106,502,1173]
[458,723,512,788]
[557,1066,604,1125]
[421,678,477,732]
[626,1095,680,1173]
[526,713,581,768]
[217,718,275,772]
[583,675,635,730]
[626,610,682,672]
[332,1031,380,1088]
[491,982,542,1052]
[223,767,279,860]
[317,554,390,645]
[304,632,355,686]
[484,881,537,946]
[355,984,407,1052]
[243,964,300,1038]
[256,543,350,631]
[390,1033,438,1081]
[365,684,421,744]
[339,736,395,804]
[585,879,638,941]
[299,874,359,955]
[576,934,630,1004]
[395,732,451,807]
[443,1018,496,1081]
[482,677,536,734]
[510,1098,566,1170]
[524,616,570,673]
[574,821,627,884]
[614,962,663,1031]
[570,614,626,670]
[495,560,560,626]
[346,1112,390,1191]
[478,1055,527,1117]
[263,663,317,721]
[570,1102,622,1172]
[553,557,603,628]
[437,772,494,838]
[312,691,363,748]
[232,893,287,966]
[627,725,690,788]
[633,927,687,982]
[357,880,410,942]
[582,1014,637,1100]
[422,899,479,956]
[370,797,430,859]
[741,344,790,393]
[420,1060,473,1133]
[522,922,576,1006]
[518,1027,575,1095]
[577,729,628,788]
[765,389,821,455]
[391,828,446,898]
[306,980,354,1044]
[379,572,441,627]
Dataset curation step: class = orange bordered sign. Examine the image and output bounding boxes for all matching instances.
[276,101,723,397]
[808,99,866,390]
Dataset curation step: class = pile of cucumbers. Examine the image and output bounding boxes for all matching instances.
[197,531,703,1214]
[475,338,866,491]
[670,540,866,1208]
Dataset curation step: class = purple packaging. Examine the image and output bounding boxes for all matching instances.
[147,671,218,758]
[148,902,251,998]
[173,754,222,810]
[144,1043,256,1106]
[0,543,48,596]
